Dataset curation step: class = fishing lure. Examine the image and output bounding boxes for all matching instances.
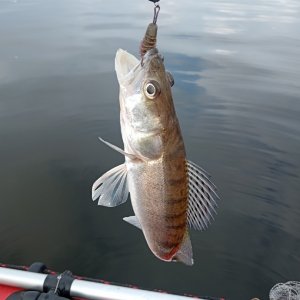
[140,3,160,57]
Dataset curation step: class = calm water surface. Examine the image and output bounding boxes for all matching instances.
[0,0,300,299]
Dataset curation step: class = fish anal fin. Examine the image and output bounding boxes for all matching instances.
[92,164,129,207]
[123,216,142,230]
[187,160,220,231]
[172,231,194,266]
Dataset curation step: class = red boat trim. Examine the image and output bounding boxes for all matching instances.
[0,263,225,300]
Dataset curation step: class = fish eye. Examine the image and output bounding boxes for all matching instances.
[144,80,161,99]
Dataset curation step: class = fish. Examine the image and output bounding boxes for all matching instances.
[92,47,219,265]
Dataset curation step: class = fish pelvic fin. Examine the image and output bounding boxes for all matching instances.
[98,137,138,160]
[172,231,194,266]
[186,160,220,231]
[92,164,129,207]
[123,216,142,230]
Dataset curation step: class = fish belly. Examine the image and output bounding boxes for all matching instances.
[126,155,188,261]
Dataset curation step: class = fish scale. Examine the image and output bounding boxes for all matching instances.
[128,154,187,257]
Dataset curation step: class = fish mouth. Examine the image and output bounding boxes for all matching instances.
[115,48,163,85]
[142,48,163,70]
[115,49,140,85]
[143,47,159,59]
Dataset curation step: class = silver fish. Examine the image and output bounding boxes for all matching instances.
[92,48,219,265]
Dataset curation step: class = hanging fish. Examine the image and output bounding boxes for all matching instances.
[92,46,219,265]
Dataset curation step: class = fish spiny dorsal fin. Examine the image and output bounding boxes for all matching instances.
[92,164,129,207]
[186,160,220,231]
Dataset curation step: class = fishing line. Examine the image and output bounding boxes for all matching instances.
[153,3,160,24]
[148,0,160,24]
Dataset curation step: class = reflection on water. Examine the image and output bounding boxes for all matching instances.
[0,0,299,299]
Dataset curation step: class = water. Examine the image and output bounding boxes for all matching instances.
[0,0,299,299]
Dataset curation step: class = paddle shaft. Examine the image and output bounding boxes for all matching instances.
[0,267,205,300]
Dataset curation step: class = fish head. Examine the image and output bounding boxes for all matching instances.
[115,48,176,159]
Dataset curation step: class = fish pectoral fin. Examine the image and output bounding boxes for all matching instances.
[123,216,142,230]
[186,160,220,231]
[172,231,194,266]
[92,164,129,207]
[98,137,137,160]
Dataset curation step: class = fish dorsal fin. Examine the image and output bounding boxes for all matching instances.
[123,216,142,230]
[92,164,129,207]
[172,231,194,266]
[115,49,139,84]
[186,160,220,231]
